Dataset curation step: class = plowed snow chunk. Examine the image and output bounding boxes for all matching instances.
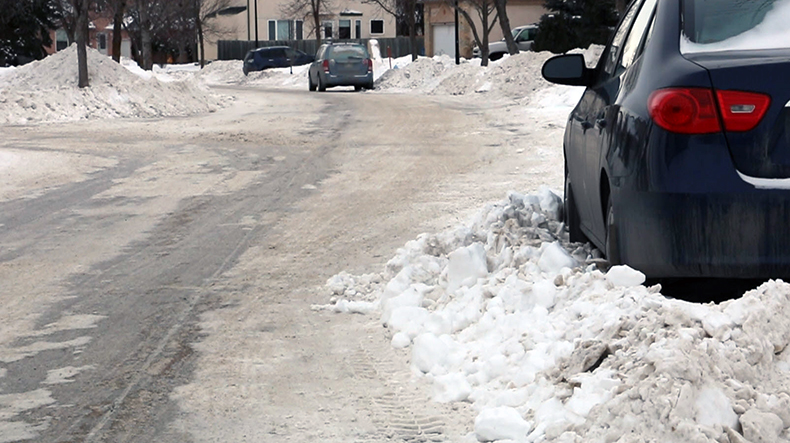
[474,406,532,442]
[605,265,645,287]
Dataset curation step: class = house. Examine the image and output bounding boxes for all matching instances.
[203,0,398,60]
[424,0,546,58]
[46,14,132,59]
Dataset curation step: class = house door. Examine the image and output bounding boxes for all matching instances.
[432,24,455,58]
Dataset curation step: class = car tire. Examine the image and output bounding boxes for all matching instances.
[365,81,374,90]
[318,76,326,92]
[354,85,362,92]
[489,52,505,61]
[308,74,316,91]
[605,198,621,265]
[564,163,587,243]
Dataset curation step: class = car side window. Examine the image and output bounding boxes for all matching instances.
[603,0,642,76]
[526,28,537,41]
[617,0,657,74]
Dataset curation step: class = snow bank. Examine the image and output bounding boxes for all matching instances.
[0,45,228,125]
[319,187,790,443]
[375,46,602,100]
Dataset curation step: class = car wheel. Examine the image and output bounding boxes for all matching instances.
[318,76,326,92]
[308,74,316,91]
[365,81,374,90]
[605,198,621,265]
[354,85,362,92]
[564,163,587,243]
[489,52,505,61]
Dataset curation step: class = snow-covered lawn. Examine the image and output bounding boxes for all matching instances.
[2,45,788,443]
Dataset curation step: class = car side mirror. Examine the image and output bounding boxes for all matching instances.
[542,54,592,87]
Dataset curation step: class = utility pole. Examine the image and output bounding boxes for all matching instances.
[247,0,251,40]
[454,0,460,64]
[254,0,259,46]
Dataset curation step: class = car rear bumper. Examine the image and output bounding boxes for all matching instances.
[615,187,790,278]
[325,73,373,87]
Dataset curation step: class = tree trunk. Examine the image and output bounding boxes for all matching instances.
[312,0,322,46]
[76,0,89,87]
[112,0,126,62]
[197,14,205,67]
[407,0,417,61]
[139,1,153,70]
[495,0,517,54]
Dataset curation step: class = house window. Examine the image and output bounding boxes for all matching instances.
[97,33,107,50]
[296,20,303,40]
[268,20,276,40]
[370,19,384,35]
[355,20,361,39]
[323,21,334,39]
[56,29,69,51]
[277,20,292,39]
[339,19,351,39]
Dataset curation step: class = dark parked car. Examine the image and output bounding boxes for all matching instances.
[243,46,314,75]
[542,0,790,278]
[308,43,374,92]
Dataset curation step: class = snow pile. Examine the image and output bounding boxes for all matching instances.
[195,60,246,85]
[376,46,602,100]
[0,45,227,124]
[319,189,790,443]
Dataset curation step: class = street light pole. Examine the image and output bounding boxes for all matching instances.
[247,0,251,41]
[254,0,259,46]
[454,0,460,64]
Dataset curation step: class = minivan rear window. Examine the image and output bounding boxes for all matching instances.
[328,46,368,61]
[682,0,790,53]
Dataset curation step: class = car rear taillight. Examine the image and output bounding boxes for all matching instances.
[322,59,329,73]
[649,88,772,134]
[648,88,721,134]
[364,58,372,73]
[716,90,771,132]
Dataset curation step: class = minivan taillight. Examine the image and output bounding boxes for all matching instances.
[648,88,721,134]
[322,59,329,73]
[716,90,771,132]
[364,58,372,73]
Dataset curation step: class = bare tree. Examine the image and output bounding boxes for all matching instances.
[493,0,517,55]
[281,0,334,46]
[362,0,419,61]
[55,0,91,86]
[103,0,127,62]
[196,0,233,67]
[451,0,497,66]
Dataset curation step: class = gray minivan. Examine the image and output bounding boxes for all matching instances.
[308,43,374,92]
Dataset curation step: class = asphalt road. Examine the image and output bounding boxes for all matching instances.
[0,87,550,442]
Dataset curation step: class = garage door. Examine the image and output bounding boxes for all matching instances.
[433,24,455,58]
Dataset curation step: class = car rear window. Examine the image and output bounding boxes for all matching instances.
[328,46,368,61]
[682,0,790,53]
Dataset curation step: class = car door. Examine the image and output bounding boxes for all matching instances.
[584,0,657,242]
[515,27,537,51]
[573,0,641,243]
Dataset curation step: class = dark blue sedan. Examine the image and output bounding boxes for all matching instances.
[242,46,314,75]
[542,0,790,278]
